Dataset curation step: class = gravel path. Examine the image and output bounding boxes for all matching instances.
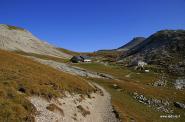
[28,56,118,121]
[29,83,119,122]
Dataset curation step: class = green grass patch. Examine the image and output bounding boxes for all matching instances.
[6,25,25,31]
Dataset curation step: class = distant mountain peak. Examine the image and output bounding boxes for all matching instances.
[117,37,145,51]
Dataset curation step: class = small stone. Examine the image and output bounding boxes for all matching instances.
[174,102,185,109]
[145,70,150,72]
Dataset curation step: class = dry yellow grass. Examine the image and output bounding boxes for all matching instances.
[15,51,69,63]
[0,50,93,121]
[46,103,64,116]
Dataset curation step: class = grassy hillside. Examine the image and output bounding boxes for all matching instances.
[57,48,80,56]
[0,50,93,121]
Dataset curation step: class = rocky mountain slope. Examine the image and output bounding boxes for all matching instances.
[119,30,185,76]
[0,24,71,58]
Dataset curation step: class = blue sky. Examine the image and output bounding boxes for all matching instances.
[1,0,185,52]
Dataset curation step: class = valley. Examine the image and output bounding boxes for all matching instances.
[0,24,184,122]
